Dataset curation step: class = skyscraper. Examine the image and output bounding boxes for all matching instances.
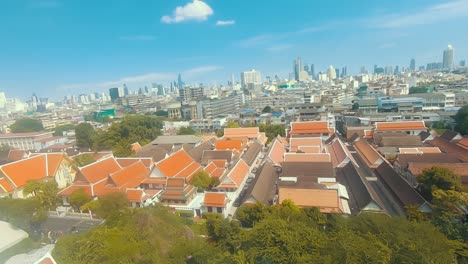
[177,73,184,89]
[327,65,336,80]
[460,60,466,67]
[443,45,454,70]
[294,57,302,81]
[304,65,309,74]
[410,58,415,71]
[310,64,315,79]
[240,69,261,87]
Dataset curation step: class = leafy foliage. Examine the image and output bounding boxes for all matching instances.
[417,166,461,200]
[23,180,60,210]
[261,106,272,113]
[351,102,359,110]
[75,123,96,148]
[52,124,76,136]
[69,188,92,211]
[93,115,163,157]
[258,124,285,143]
[177,126,196,135]
[409,86,429,94]
[74,153,95,167]
[190,171,219,191]
[0,198,47,234]
[10,118,43,133]
[454,105,468,135]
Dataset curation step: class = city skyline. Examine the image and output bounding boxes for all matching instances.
[1,0,468,99]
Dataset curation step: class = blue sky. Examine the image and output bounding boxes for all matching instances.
[1,0,468,100]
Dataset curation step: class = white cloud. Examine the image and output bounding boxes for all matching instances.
[374,0,468,28]
[237,34,274,47]
[119,35,156,41]
[56,65,222,92]
[216,20,235,26]
[267,44,293,52]
[161,0,213,24]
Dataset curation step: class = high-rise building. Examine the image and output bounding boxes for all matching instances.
[460,60,466,67]
[240,69,261,87]
[394,66,399,75]
[123,84,129,96]
[327,65,336,80]
[443,44,454,70]
[410,58,415,71]
[310,64,315,79]
[293,57,303,81]
[109,87,120,101]
[335,69,340,79]
[341,66,347,78]
[304,65,309,74]
[177,73,184,89]
[384,66,393,75]
[360,66,367,74]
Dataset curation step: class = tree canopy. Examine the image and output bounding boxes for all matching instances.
[74,153,95,167]
[10,118,43,133]
[417,166,461,200]
[262,106,272,113]
[69,188,92,212]
[190,171,219,191]
[75,123,96,148]
[52,124,76,136]
[177,126,196,135]
[454,105,468,135]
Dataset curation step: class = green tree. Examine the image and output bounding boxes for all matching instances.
[52,124,76,136]
[177,126,196,135]
[235,203,267,228]
[226,121,240,128]
[454,105,468,135]
[75,123,96,148]
[258,124,285,143]
[23,180,43,197]
[431,189,468,241]
[10,118,43,133]
[0,144,11,162]
[351,102,359,110]
[155,110,168,117]
[190,171,216,191]
[23,180,60,210]
[69,188,92,212]
[95,192,129,220]
[261,106,272,113]
[74,153,95,167]
[417,166,461,201]
[409,86,429,94]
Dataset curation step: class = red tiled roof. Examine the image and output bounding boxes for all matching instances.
[156,150,195,177]
[456,137,468,150]
[353,140,383,168]
[0,155,47,188]
[426,136,468,162]
[131,142,142,151]
[57,184,92,196]
[79,156,121,184]
[276,135,289,146]
[268,139,286,165]
[141,177,166,185]
[298,146,321,153]
[7,149,27,162]
[408,162,468,178]
[289,137,322,152]
[279,188,343,213]
[116,158,153,169]
[374,121,426,132]
[34,136,64,143]
[204,192,228,207]
[290,121,331,135]
[46,153,65,176]
[223,127,259,139]
[328,139,348,167]
[219,159,249,188]
[399,147,441,154]
[126,189,145,202]
[215,139,243,151]
[283,153,331,162]
[110,161,149,188]
[0,177,14,192]
[257,132,268,145]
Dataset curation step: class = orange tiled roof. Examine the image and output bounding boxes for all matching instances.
[279,188,343,213]
[408,162,468,178]
[283,153,331,162]
[91,179,120,197]
[220,159,249,188]
[215,139,243,151]
[290,121,331,135]
[0,177,14,192]
[257,132,268,145]
[204,160,226,178]
[131,142,142,151]
[374,121,426,132]
[268,139,286,165]
[399,147,441,154]
[364,130,373,139]
[276,135,289,146]
[353,140,383,168]
[204,162,217,175]
[204,192,228,207]
[46,153,65,176]
[110,161,149,188]
[223,127,259,139]
[141,177,167,185]
[7,149,27,162]
[457,138,468,150]
[79,156,121,184]
[211,159,226,167]
[176,162,202,181]
[116,158,153,169]
[126,189,145,202]
[1,155,47,188]
[297,146,321,153]
[289,137,322,152]
[57,184,92,196]
[156,150,195,177]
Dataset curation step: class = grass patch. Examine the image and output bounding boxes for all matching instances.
[0,237,41,263]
